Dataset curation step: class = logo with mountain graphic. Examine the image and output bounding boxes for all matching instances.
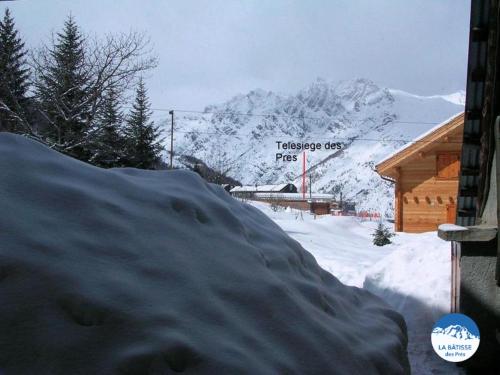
[431,313,480,362]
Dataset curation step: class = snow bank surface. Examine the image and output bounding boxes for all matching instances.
[0,134,409,374]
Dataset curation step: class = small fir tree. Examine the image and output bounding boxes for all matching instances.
[372,222,394,246]
[122,78,163,169]
[90,84,126,168]
[0,8,30,133]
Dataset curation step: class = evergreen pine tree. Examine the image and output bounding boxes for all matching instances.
[372,223,395,246]
[34,15,90,160]
[123,78,163,169]
[90,84,126,168]
[0,8,30,133]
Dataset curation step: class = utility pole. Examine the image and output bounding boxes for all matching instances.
[169,110,174,169]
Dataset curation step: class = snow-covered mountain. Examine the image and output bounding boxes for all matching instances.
[166,78,464,216]
[432,325,479,340]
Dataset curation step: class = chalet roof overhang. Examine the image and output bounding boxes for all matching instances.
[375,112,465,180]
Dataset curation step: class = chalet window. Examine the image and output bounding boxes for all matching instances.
[436,153,460,179]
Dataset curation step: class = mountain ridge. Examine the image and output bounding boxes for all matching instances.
[167,78,464,216]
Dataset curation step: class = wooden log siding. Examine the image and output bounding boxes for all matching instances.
[400,152,461,232]
[376,113,464,233]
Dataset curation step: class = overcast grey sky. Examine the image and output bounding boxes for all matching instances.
[3,0,471,110]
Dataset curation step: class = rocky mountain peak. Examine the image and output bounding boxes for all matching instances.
[172,78,464,216]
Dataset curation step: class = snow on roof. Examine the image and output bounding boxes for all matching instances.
[230,183,293,192]
[376,111,464,166]
[438,223,467,232]
[253,192,334,201]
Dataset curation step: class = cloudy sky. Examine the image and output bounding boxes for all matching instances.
[3,0,471,111]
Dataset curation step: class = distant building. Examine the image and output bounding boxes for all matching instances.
[229,183,356,216]
[230,183,297,199]
[376,112,464,232]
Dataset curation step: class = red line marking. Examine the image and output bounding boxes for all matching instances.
[302,151,306,200]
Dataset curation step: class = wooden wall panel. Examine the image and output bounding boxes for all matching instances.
[398,151,460,232]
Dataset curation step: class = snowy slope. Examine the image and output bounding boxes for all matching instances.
[251,201,394,287]
[169,78,464,216]
[250,201,462,375]
[363,233,461,375]
[388,89,466,106]
[0,134,410,374]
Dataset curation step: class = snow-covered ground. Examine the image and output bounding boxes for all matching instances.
[250,201,463,375]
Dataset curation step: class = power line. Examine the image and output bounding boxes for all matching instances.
[144,107,441,125]
[166,129,461,144]
[123,105,457,146]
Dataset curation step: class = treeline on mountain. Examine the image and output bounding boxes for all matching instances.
[0,9,163,169]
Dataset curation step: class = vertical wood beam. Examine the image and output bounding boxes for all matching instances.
[395,167,403,231]
[451,241,461,312]
[495,116,500,284]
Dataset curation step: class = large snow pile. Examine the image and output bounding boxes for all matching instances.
[0,134,409,374]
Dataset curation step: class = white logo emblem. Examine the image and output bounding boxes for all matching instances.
[431,313,480,362]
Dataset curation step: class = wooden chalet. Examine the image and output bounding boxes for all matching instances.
[376,112,464,232]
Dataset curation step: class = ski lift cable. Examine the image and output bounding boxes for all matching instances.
[165,129,462,144]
